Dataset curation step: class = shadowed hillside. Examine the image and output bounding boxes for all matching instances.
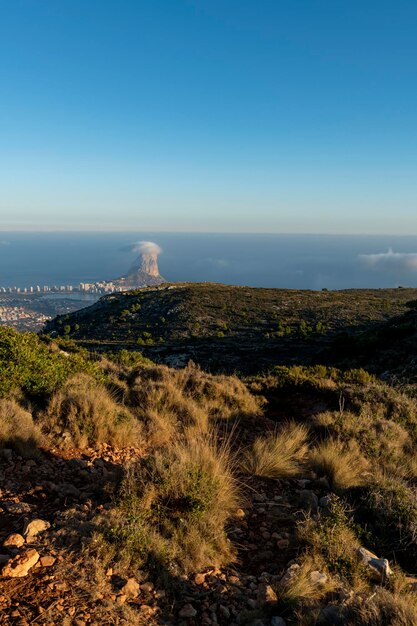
[44,283,417,373]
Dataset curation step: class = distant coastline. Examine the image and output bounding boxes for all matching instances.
[2,232,417,291]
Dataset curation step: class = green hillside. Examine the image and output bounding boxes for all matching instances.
[45,282,417,374]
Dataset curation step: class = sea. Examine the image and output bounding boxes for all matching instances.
[2,232,417,291]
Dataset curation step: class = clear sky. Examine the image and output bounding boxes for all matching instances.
[1,0,417,233]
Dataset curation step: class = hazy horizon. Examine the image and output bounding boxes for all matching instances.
[3,231,417,291]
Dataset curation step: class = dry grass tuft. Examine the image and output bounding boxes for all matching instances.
[297,495,368,592]
[97,432,239,575]
[41,373,142,449]
[361,474,417,570]
[240,422,309,478]
[130,362,262,445]
[309,439,369,490]
[344,588,417,625]
[0,398,42,457]
[315,406,414,478]
[174,363,262,419]
[133,376,208,445]
[277,557,336,605]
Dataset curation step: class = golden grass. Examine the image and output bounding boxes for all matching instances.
[41,373,142,449]
[0,398,42,457]
[97,431,239,575]
[309,439,369,490]
[315,406,414,478]
[297,496,368,593]
[133,378,208,445]
[174,362,262,419]
[277,557,336,605]
[240,422,309,478]
[345,588,417,625]
[130,362,262,445]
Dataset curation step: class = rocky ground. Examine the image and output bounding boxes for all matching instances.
[0,382,405,626]
[0,435,328,626]
[1,438,395,626]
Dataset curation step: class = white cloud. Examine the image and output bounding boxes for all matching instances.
[133,241,162,255]
[359,249,417,272]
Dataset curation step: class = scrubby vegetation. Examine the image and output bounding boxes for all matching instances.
[0,398,42,457]
[240,422,309,478]
[0,327,102,399]
[4,289,417,624]
[44,283,417,374]
[96,433,238,577]
[309,439,369,491]
[130,363,262,444]
[41,373,142,449]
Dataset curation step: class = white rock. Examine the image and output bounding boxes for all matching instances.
[3,533,25,548]
[309,570,328,586]
[357,547,392,582]
[23,518,51,539]
[120,577,140,598]
[1,549,40,577]
[280,563,300,586]
[257,582,278,604]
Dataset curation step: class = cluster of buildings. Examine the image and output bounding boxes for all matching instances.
[0,281,125,295]
[78,281,125,294]
[0,306,50,330]
[0,285,72,294]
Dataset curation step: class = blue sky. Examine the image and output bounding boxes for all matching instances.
[1,0,417,233]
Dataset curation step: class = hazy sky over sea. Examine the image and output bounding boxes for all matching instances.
[1,1,417,233]
[3,233,417,291]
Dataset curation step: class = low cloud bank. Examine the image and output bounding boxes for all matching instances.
[359,249,417,272]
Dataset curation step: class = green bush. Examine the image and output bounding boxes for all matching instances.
[0,327,102,399]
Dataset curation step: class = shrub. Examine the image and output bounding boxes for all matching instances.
[41,373,142,449]
[97,433,239,576]
[309,439,369,491]
[0,327,102,399]
[0,398,42,457]
[107,349,153,369]
[361,474,417,570]
[240,422,309,478]
[297,495,367,590]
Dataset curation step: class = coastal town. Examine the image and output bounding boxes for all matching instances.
[0,291,100,332]
[0,280,120,295]
[0,304,50,331]
[0,248,165,331]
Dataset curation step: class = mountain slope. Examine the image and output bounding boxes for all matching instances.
[44,283,417,373]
